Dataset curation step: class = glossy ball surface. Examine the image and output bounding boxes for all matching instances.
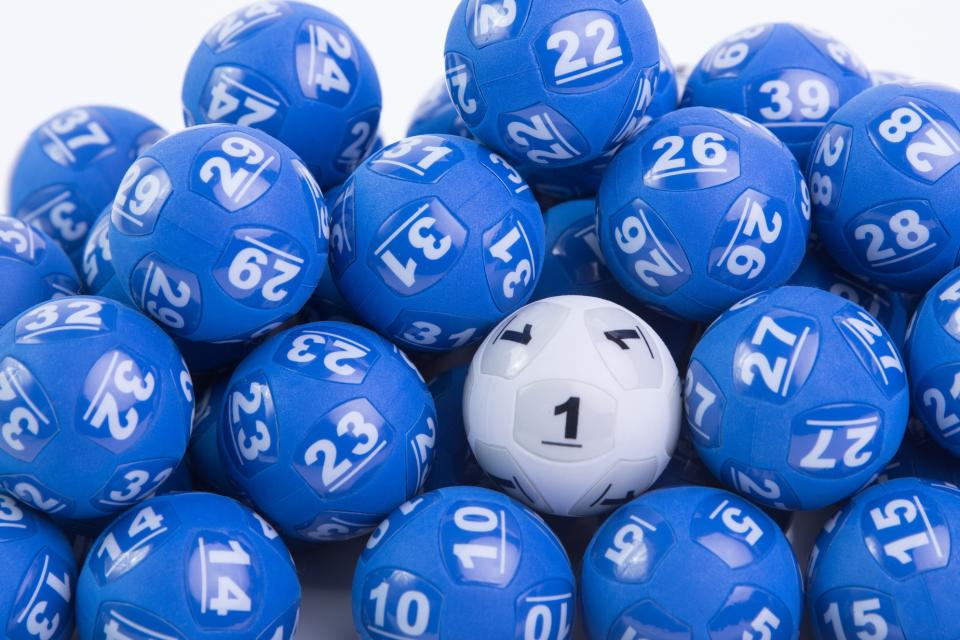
[0,497,77,640]
[219,321,437,542]
[0,296,194,521]
[581,486,803,640]
[108,124,328,342]
[598,106,810,321]
[0,216,80,327]
[182,1,382,189]
[905,265,960,456]
[352,486,575,640]
[464,295,681,517]
[443,0,660,169]
[683,23,872,166]
[8,106,166,267]
[76,492,300,640]
[806,478,960,640]
[329,134,545,352]
[810,82,960,292]
[687,286,909,510]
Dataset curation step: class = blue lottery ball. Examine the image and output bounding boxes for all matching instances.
[650,430,718,491]
[182,1,382,190]
[219,321,437,542]
[520,154,612,208]
[0,216,80,327]
[872,418,960,486]
[407,80,472,139]
[301,183,358,324]
[301,266,358,324]
[687,286,909,510]
[329,134,545,352]
[581,485,802,640]
[597,106,810,321]
[188,379,241,496]
[682,24,872,166]
[647,44,680,124]
[79,206,130,303]
[8,106,166,267]
[809,82,960,293]
[518,43,680,207]
[423,365,484,491]
[443,0,660,170]
[0,296,194,521]
[905,265,960,456]
[0,496,77,640]
[175,335,257,380]
[788,250,909,348]
[352,486,575,640]
[532,198,700,368]
[108,124,329,343]
[76,492,300,640]
[806,478,960,639]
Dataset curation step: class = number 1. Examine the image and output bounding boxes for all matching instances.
[554,396,580,440]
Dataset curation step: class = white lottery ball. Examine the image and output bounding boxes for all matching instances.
[464,295,681,517]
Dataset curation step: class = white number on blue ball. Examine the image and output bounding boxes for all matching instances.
[611,200,691,295]
[870,97,960,183]
[40,108,112,168]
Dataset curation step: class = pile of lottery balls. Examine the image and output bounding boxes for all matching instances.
[3,1,960,639]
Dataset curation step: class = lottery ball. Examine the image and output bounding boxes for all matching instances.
[300,183,357,324]
[219,321,437,542]
[0,496,77,640]
[464,295,681,517]
[647,44,680,124]
[0,216,80,327]
[182,1,382,190]
[687,286,909,511]
[597,106,810,322]
[175,336,257,380]
[871,418,960,486]
[0,296,194,521]
[329,134,545,352]
[188,379,238,496]
[76,492,300,640]
[407,80,472,139]
[789,250,909,348]
[519,42,680,206]
[806,478,960,639]
[302,267,358,324]
[809,82,960,293]
[9,106,166,266]
[443,0,660,169]
[904,265,960,456]
[581,485,803,640]
[682,23,872,166]
[352,485,575,640]
[108,124,328,343]
[423,365,484,491]
[532,199,700,368]
[79,206,129,303]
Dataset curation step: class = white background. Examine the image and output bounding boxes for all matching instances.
[1,0,957,208]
